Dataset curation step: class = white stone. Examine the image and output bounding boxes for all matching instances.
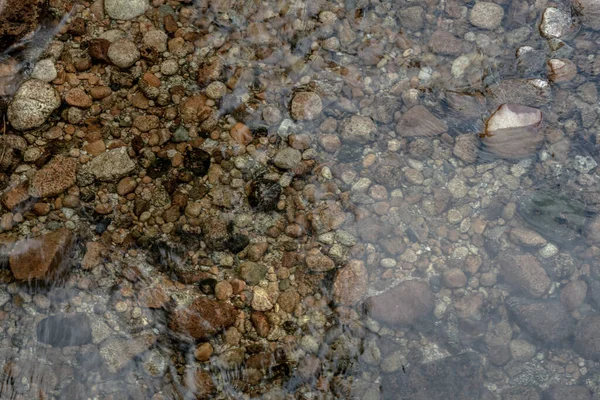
[7,79,61,130]
[104,0,149,20]
[31,59,57,82]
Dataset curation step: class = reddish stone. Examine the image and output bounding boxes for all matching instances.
[9,228,74,281]
[2,183,29,210]
[250,312,270,337]
[169,297,237,340]
[138,287,169,309]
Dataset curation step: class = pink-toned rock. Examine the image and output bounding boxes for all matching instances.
[483,104,543,159]
[169,297,237,340]
[365,280,434,325]
[9,228,74,281]
[560,280,587,311]
[65,88,92,108]
[333,260,368,306]
[548,59,577,82]
[396,105,448,137]
[29,156,77,198]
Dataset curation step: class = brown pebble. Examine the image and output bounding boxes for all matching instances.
[194,342,213,362]
[90,86,112,100]
[65,88,92,108]
[230,122,252,146]
[250,312,270,337]
[116,177,137,196]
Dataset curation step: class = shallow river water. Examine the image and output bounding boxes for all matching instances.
[0,0,599,399]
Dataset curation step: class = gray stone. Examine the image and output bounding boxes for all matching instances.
[366,280,434,326]
[453,134,479,163]
[543,384,592,400]
[31,59,57,82]
[470,2,504,30]
[574,313,600,360]
[499,252,550,298]
[239,261,267,286]
[172,126,189,142]
[8,79,61,130]
[108,39,140,68]
[341,115,376,143]
[398,6,424,31]
[506,297,573,342]
[573,0,600,30]
[396,106,447,137]
[273,147,302,170]
[104,0,149,20]
[99,332,156,373]
[142,30,168,52]
[85,147,136,181]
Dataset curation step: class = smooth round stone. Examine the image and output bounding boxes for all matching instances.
[107,39,140,68]
[104,0,149,20]
[470,2,504,30]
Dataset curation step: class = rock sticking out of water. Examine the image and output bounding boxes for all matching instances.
[9,227,74,281]
[483,103,543,159]
[36,313,92,347]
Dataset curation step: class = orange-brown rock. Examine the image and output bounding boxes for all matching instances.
[2,183,29,210]
[29,156,77,198]
[230,122,252,145]
[169,297,237,340]
[9,228,74,281]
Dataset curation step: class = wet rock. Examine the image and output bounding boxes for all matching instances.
[429,30,473,55]
[202,216,229,250]
[274,147,301,170]
[396,105,447,137]
[574,313,600,360]
[104,0,149,20]
[573,0,600,30]
[169,297,237,340]
[29,156,77,198]
[205,81,227,100]
[470,2,504,30]
[509,227,547,247]
[186,368,216,399]
[453,134,479,163]
[0,0,45,53]
[442,268,467,288]
[248,178,281,211]
[108,39,140,68]
[540,7,572,39]
[290,91,322,121]
[239,261,267,286]
[483,104,543,159]
[499,252,550,298]
[486,79,551,108]
[99,332,156,373]
[143,30,168,52]
[186,148,211,176]
[501,386,541,400]
[398,6,424,31]
[365,280,434,326]
[543,384,592,400]
[133,115,160,132]
[506,297,573,342]
[8,79,61,130]
[31,58,57,82]
[36,313,92,347]
[560,280,587,311]
[548,58,577,82]
[230,122,252,146]
[278,289,300,313]
[333,260,368,306]
[340,115,376,143]
[251,287,273,311]
[381,352,484,400]
[305,248,335,272]
[65,88,92,108]
[9,228,74,281]
[85,147,135,181]
[517,48,547,78]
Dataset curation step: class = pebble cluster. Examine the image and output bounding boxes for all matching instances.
[0,0,600,399]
